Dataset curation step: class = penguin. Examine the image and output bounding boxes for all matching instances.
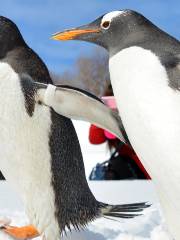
[0,16,148,240]
[52,9,180,239]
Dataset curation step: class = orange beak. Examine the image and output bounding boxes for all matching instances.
[51,28,100,41]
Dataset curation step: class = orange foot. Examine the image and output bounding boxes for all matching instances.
[1,225,40,240]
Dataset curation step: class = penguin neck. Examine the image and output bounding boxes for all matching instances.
[1,46,52,84]
[109,25,180,60]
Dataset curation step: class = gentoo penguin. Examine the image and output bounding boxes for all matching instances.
[0,16,148,240]
[52,10,180,239]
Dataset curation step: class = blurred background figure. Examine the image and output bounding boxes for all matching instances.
[89,84,150,180]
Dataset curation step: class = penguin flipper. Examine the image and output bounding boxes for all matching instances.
[36,83,126,143]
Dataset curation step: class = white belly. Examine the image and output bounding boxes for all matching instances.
[109,46,180,239]
[0,63,59,240]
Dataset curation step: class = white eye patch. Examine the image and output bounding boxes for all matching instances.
[101,11,124,24]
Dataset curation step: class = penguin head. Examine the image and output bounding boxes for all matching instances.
[52,10,154,55]
[0,16,25,58]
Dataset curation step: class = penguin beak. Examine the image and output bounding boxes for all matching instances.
[51,24,101,41]
[52,16,107,50]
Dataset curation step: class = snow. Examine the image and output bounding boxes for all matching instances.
[0,121,173,240]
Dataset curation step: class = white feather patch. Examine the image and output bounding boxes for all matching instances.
[102,11,124,23]
[109,46,180,240]
[0,63,60,240]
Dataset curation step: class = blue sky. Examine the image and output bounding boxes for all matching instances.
[1,0,180,74]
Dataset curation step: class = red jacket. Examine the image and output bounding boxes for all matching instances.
[89,124,151,179]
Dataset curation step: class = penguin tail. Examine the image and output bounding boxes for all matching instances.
[100,202,150,219]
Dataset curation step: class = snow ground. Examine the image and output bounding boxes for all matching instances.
[0,121,173,240]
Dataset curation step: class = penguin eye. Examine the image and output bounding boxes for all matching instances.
[101,21,110,30]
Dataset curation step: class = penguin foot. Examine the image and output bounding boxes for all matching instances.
[2,225,39,239]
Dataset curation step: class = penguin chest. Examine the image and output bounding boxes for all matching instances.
[0,63,59,239]
[109,46,180,236]
[109,46,180,170]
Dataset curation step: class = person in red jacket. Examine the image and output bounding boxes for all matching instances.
[89,84,150,180]
[89,124,150,179]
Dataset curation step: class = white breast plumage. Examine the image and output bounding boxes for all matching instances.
[0,62,59,240]
[109,46,180,239]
